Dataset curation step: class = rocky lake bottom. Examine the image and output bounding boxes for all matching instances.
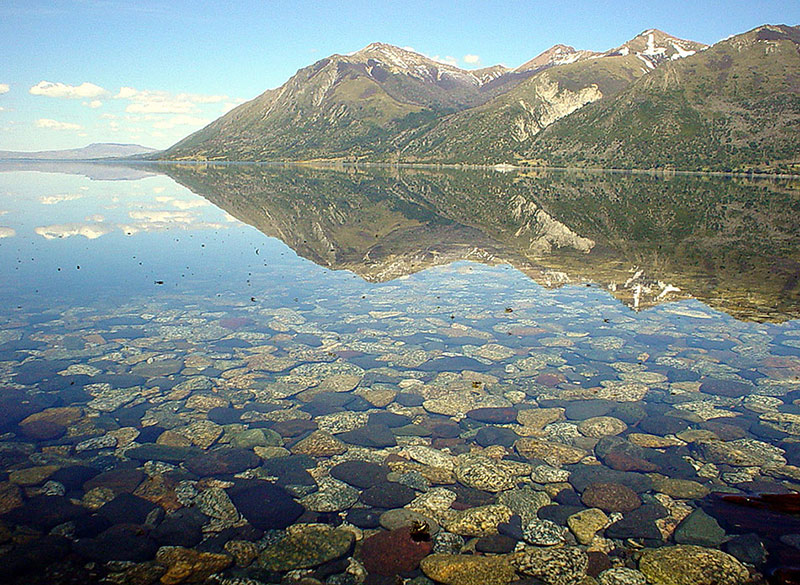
[0,165,799,585]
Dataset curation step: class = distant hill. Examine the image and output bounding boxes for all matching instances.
[0,143,158,161]
[158,25,799,173]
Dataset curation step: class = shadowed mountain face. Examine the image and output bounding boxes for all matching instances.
[158,164,800,322]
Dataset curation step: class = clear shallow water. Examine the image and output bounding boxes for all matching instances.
[0,163,799,584]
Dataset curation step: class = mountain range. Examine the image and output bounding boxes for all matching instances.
[0,143,157,161]
[159,25,800,173]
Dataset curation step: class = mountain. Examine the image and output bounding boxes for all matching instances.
[532,25,800,172]
[515,44,599,73]
[159,25,798,172]
[604,29,707,68]
[398,53,651,162]
[162,43,521,162]
[0,143,157,160]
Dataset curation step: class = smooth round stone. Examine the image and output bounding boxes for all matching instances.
[230,428,282,449]
[330,460,389,489]
[227,480,303,530]
[368,411,411,428]
[476,533,518,553]
[522,518,566,546]
[467,407,518,424]
[337,424,397,448]
[725,533,767,566]
[598,567,647,585]
[380,508,440,534]
[299,477,358,512]
[271,419,318,437]
[259,524,354,571]
[581,482,641,513]
[531,464,570,484]
[638,416,690,436]
[512,545,588,584]
[639,545,749,585]
[517,408,564,430]
[360,525,433,576]
[3,495,87,529]
[454,455,515,492]
[578,416,627,438]
[49,465,99,491]
[700,379,753,398]
[497,486,551,524]
[421,553,516,585]
[568,465,651,494]
[443,504,513,537]
[291,430,347,457]
[151,508,207,547]
[19,420,66,441]
[538,504,585,527]
[475,426,518,448]
[185,448,261,476]
[606,504,668,540]
[360,482,417,508]
[396,393,425,407]
[97,493,160,525]
[611,403,648,425]
[83,468,145,494]
[156,547,233,584]
[650,476,709,499]
[9,465,60,486]
[515,438,586,465]
[567,508,609,545]
[565,401,615,421]
[674,509,726,546]
[347,508,383,529]
[125,443,200,464]
[73,524,159,563]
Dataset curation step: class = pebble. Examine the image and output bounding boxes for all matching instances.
[259,523,355,571]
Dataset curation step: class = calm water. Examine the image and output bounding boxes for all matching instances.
[1,162,799,584]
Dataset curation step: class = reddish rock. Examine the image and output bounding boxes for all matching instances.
[271,419,318,438]
[360,525,433,576]
[219,317,253,330]
[19,420,67,441]
[581,482,641,513]
[602,450,658,473]
[83,468,145,495]
[536,373,564,387]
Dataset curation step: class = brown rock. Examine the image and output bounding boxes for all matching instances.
[20,406,82,427]
[582,482,641,513]
[516,438,586,465]
[155,546,233,584]
[360,525,433,576]
[290,431,347,457]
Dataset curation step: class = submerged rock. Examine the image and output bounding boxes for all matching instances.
[638,545,749,585]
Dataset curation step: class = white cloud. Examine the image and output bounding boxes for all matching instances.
[35,223,112,240]
[0,84,9,94]
[83,100,103,109]
[154,196,208,209]
[463,54,481,64]
[30,81,108,99]
[0,227,15,238]
[35,118,82,131]
[115,87,235,115]
[40,193,83,205]
[84,214,105,222]
[151,114,209,129]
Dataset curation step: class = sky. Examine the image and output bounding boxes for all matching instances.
[1,0,798,151]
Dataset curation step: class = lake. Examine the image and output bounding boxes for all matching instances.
[0,162,799,584]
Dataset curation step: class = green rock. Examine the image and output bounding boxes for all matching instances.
[639,545,749,585]
[673,509,726,547]
[259,523,355,571]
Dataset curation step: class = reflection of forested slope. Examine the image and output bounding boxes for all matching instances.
[159,163,800,322]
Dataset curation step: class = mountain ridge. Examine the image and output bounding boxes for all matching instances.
[0,143,157,161]
[158,24,798,173]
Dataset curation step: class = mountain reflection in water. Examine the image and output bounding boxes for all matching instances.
[160,164,800,323]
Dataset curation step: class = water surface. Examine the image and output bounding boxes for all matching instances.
[0,163,799,584]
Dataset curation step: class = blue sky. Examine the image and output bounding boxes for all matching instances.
[1,0,798,151]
